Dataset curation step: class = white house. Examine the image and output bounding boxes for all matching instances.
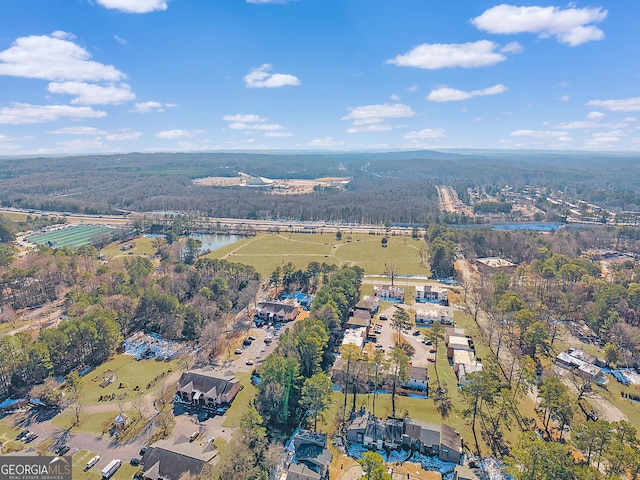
[373,285,404,302]
[404,366,429,392]
[415,305,454,326]
[415,285,448,304]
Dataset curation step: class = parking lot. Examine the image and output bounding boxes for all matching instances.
[370,304,436,368]
[229,319,296,372]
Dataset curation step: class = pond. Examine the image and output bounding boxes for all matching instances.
[190,234,243,253]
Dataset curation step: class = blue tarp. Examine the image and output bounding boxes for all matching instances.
[280,291,314,310]
[612,370,631,385]
[0,398,25,409]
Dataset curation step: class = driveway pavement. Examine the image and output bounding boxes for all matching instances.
[373,304,435,368]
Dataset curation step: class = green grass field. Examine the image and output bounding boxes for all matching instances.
[206,233,429,277]
[71,354,177,405]
[222,372,258,428]
[0,423,25,454]
[100,236,157,260]
[27,225,113,249]
[51,409,137,435]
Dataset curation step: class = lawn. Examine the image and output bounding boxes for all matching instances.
[51,409,136,436]
[75,354,177,405]
[100,236,157,260]
[0,317,30,337]
[222,372,257,428]
[206,233,429,278]
[0,422,25,454]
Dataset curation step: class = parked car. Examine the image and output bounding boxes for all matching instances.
[379,315,388,321]
[427,357,436,363]
[413,331,421,336]
[234,348,243,354]
[139,447,147,457]
[24,433,38,443]
[246,359,255,366]
[248,335,256,341]
[16,430,30,440]
[242,339,252,346]
[58,445,70,456]
[429,348,436,353]
[130,458,140,466]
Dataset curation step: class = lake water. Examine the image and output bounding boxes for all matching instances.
[190,234,242,253]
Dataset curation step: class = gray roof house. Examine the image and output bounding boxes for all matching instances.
[140,435,218,480]
[346,410,463,464]
[176,367,242,407]
[286,430,332,480]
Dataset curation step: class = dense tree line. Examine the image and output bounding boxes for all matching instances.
[254,265,363,432]
[4,151,640,224]
[473,201,513,214]
[0,309,122,392]
[0,239,260,398]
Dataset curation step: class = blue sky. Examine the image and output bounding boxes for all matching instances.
[0,0,639,154]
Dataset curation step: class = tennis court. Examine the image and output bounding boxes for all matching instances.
[27,225,113,249]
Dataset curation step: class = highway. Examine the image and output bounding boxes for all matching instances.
[0,207,416,236]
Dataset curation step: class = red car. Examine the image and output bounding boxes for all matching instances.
[429,348,436,353]
[427,357,435,362]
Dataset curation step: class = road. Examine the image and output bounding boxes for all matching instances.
[0,207,416,236]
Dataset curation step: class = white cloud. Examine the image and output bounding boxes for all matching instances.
[106,131,142,141]
[407,85,419,92]
[472,4,607,46]
[0,103,106,124]
[586,98,640,112]
[510,129,572,141]
[114,35,128,45]
[346,124,393,134]
[229,122,284,131]
[222,114,267,123]
[47,126,108,135]
[244,64,300,88]
[555,121,601,129]
[264,131,293,138]
[556,120,630,129]
[585,130,624,148]
[309,137,344,147]
[342,103,415,122]
[48,81,135,105]
[586,111,605,120]
[387,40,516,69]
[427,84,507,102]
[156,129,197,139]
[0,33,123,81]
[404,128,446,139]
[558,95,570,102]
[343,103,414,134]
[96,0,168,13]
[131,101,174,113]
[501,41,523,54]
[390,94,400,101]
